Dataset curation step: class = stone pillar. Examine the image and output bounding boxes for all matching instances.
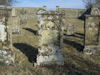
[35,7,65,66]
[0,21,14,65]
[84,6,100,55]
[0,6,14,65]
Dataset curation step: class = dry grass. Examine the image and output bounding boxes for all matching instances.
[0,9,100,75]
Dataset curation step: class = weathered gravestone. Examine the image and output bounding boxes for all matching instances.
[10,17,21,34]
[66,23,74,35]
[8,8,21,34]
[84,5,100,55]
[35,6,65,66]
[12,8,17,17]
[0,6,14,65]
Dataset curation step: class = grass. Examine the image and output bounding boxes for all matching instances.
[0,9,100,74]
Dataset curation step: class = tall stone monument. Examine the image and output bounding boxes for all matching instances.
[84,5,100,55]
[0,5,14,65]
[35,6,65,66]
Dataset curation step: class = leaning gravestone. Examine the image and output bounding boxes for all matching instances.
[84,5,100,55]
[0,5,14,65]
[35,6,65,66]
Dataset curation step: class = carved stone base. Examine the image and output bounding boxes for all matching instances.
[35,54,64,66]
[35,45,64,66]
[84,46,100,55]
[0,50,14,65]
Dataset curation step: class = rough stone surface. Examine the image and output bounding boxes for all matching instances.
[0,7,14,65]
[0,22,14,65]
[84,46,100,55]
[84,6,100,55]
[0,50,14,65]
[35,7,65,66]
[8,17,21,34]
[91,5,100,16]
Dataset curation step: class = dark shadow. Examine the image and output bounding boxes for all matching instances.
[65,34,84,39]
[64,39,84,52]
[75,33,85,37]
[23,28,37,35]
[13,43,38,63]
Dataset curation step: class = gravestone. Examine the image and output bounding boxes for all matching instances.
[66,24,74,35]
[12,8,17,17]
[11,17,21,34]
[35,6,65,66]
[84,6,100,55]
[0,6,14,65]
[9,8,21,34]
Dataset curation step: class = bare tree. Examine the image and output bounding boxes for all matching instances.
[82,0,96,8]
[82,0,100,8]
[0,0,16,6]
[96,0,100,5]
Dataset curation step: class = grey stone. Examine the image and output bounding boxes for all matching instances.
[84,6,100,55]
[0,50,14,65]
[35,6,65,66]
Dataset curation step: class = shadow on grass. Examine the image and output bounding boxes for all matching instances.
[75,33,85,37]
[64,39,84,52]
[23,28,37,35]
[64,33,85,39]
[66,34,84,39]
[13,43,38,63]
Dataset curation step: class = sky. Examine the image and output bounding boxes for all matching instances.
[14,0,85,9]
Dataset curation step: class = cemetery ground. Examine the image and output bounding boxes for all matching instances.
[0,20,100,75]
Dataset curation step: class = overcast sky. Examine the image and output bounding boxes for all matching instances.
[14,0,85,9]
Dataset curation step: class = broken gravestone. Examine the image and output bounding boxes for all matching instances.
[0,6,14,65]
[84,5,100,55]
[35,6,65,66]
